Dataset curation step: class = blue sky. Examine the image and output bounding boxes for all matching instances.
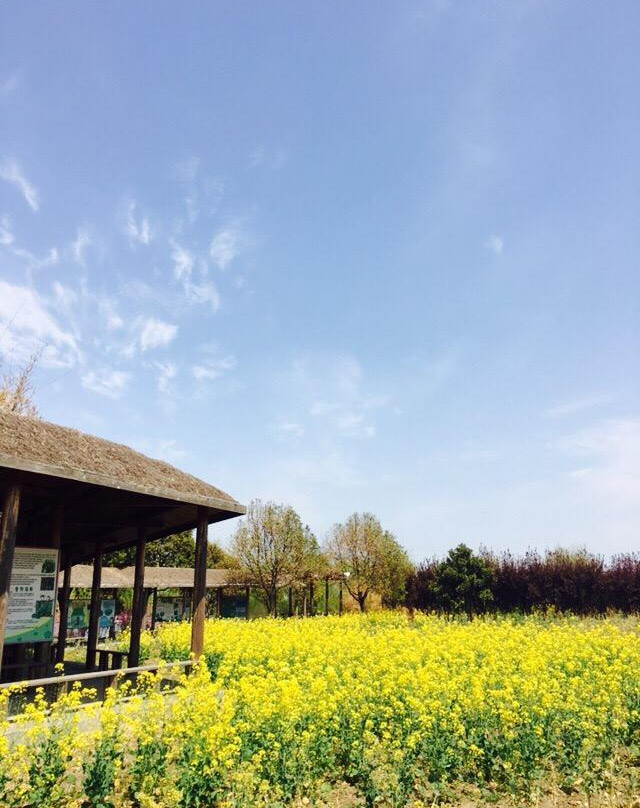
[1,1,639,559]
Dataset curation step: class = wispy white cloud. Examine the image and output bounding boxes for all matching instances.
[171,156,224,225]
[169,238,220,312]
[336,412,375,439]
[71,226,92,266]
[0,215,13,245]
[486,234,504,254]
[172,155,200,224]
[155,439,188,463]
[559,418,640,508]
[98,298,124,331]
[81,369,130,399]
[0,280,80,367]
[192,355,236,381]
[136,317,178,352]
[155,361,177,393]
[170,239,194,282]
[275,421,305,438]
[51,282,78,314]
[122,199,152,246]
[185,280,220,312]
[210,221,244,270]
[285,354,387,442]
[11,245,59,271]
[544,395,614,419]
[0,159,39,211]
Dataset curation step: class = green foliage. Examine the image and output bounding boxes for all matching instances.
[230,499,321,615]
[430,543,493,618]
[326,513,413,611]
[104,530,232,569]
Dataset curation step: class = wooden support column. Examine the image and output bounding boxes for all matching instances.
[85,543,103,670]
[150,588,158,631]
[324,577,330,616]
[0,483,21,671]
[55,558,72,665]
[191,507,209,658]
[309,580,315,616]
[111,589,118,640]
[128,526,147,667]
[40,504,63,673]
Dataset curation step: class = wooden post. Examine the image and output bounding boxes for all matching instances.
[111,589,118,640]
[190,507,208,659]
[303,588,308,617]
[216,586,223,618]
[288,586,293,617]
[0,483,21,671]
[150,588,158,631]
[40,504,63,675]
[324,577,330,616]
[309,580,315,616]
[338,580,343,615]
[85,543,103,670]
[245,586,250,620]
[55,559,72,665]
[128,526,147,667]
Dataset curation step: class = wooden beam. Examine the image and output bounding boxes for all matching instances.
[0,482,21,670]
[85,543,103,670]
[128,526,147,667]
[190,507,208,658]
[55,558,72,665]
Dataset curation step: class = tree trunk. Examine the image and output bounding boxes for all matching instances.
[268,588,277,617]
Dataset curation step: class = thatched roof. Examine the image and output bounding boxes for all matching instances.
[131,566,232,589]
[60,565,131,589]
[60,565,234,590]
[0,411,242,512]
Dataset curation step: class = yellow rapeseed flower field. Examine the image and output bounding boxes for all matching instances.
[3,612,640,807]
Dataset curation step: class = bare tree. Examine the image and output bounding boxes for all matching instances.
[0,351,40,417]
[325,512,412,611]
[230,499,320,616]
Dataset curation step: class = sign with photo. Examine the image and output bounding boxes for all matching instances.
[67,599,90,631]
[155,597,183,623]
[5,547,59,645]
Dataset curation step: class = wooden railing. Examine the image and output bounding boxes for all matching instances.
[0,659,194,713]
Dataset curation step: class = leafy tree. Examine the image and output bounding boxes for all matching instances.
[430,543,493,619]
[229,499,320,616]
[104,530,232,569]
[325,513,412,611]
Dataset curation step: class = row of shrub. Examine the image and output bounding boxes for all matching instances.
[406,545,640,616]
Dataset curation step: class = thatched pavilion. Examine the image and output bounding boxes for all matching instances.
[0,411,245,683]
